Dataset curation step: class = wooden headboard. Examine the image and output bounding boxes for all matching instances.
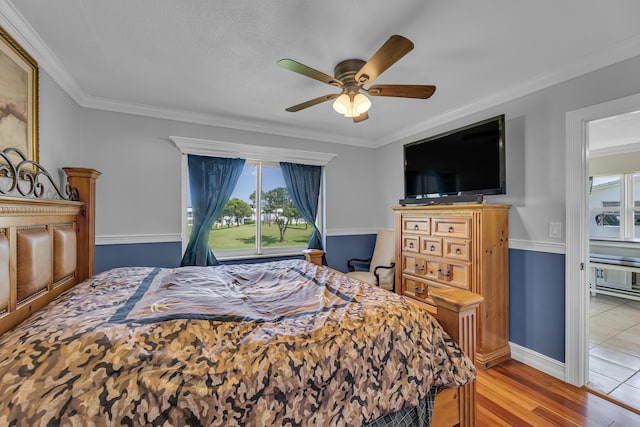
[0,165,100,335]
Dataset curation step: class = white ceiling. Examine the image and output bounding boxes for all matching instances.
[4,0,640,148]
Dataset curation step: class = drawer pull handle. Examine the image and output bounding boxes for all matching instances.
[438,268,451,277]
[430,245,435,251]
[448,226,454,233]
[414,224,419,230]
[455,248,461,255]
[409,242,414,248]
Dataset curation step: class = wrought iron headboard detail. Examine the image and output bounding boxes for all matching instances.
[0,147,79,201]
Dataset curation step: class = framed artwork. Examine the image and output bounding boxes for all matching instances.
[0,25,38,164]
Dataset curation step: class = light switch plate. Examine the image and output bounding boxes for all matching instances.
[549,222,562,238]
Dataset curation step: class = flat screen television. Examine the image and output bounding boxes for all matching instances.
[402,115,505,205]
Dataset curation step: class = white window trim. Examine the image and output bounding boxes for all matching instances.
[170,136,335,257]
[170,137,336,166]
[590,172,640,241]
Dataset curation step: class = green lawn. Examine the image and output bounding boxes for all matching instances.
[189,222,312,250]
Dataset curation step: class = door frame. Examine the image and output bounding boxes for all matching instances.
[565,92,640,386]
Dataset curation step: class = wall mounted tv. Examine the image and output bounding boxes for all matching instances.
[401,114,505,205]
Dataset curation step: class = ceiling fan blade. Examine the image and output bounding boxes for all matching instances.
[367,84,436,99]
[355,35,414,85]
[353,112,369,123]
[285,94,339,112]
[277,59,343,87]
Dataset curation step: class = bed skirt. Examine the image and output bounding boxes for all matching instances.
[364,388,437,427]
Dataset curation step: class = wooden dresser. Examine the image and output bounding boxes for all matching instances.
[393,203,510,369]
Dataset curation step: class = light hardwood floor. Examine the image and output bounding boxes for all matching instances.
[477,360,640,426]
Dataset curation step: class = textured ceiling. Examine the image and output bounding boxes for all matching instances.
[5,0,640,147]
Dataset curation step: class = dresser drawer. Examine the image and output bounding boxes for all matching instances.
[402,255,439,281]
[403,275,428,299]
[420,236,442,256]
[437,262,471,290]
[402,275,447,307]
[402,254,426,276]
[402,235,420,253]
[444,239,471,261]
[432,217,472,239]
[424,260,441,281]
[403,217,430,234]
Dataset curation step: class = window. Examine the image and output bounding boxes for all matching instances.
[173,137,336,260]
[590,173,640,240]
[187,161,315,257]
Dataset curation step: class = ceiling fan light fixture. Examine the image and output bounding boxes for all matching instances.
[279,35,434,122]
[333,92,371,118]
[353,93,371,114]
[332,93,350,114]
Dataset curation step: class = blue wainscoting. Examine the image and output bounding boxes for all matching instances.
[95,242,183,273]
[325,234,377,273]
[95,235,376,273]
[95,242,306,272]
[220,255,305,265]
[508,248,566,362]
[94,236,567,364]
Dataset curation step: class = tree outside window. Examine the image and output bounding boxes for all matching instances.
[188,161,313,255]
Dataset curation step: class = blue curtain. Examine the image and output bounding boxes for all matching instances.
[181,155,245,266]
[280,162,323,251]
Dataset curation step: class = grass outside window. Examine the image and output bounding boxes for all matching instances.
[188,223,311,250]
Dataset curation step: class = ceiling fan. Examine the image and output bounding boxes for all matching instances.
[277,35,436,123]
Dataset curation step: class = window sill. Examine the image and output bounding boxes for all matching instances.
[589,239,640,248]
[217,251,306,262]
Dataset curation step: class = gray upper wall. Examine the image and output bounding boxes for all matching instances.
[376,54,640,245]
[36,54,640,245]
[37,85,381,238]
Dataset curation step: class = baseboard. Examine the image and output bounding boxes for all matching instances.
[509,342,566,381]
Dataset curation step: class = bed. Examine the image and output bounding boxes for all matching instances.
[0,159,482,426]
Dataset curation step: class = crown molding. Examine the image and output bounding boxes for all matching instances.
[0,0,86,103]
[0,1,369,147]
[79,95,371,147]
[376,34,640,147]
[3,0,640,149]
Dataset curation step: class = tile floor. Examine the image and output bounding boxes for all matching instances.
[588,293,640,412]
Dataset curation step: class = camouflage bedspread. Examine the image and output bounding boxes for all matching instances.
[0,259,475,426]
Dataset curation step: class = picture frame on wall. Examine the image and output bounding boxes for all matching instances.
[0,25,38,165]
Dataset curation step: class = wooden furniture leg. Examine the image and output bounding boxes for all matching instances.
[62,167,101,282]
[303,249,325,266]
[431,288,483,427]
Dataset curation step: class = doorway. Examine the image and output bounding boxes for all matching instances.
[587,117,640,410]
[565,93,640,405]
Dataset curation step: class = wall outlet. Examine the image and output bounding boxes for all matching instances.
[549,222,562,238]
